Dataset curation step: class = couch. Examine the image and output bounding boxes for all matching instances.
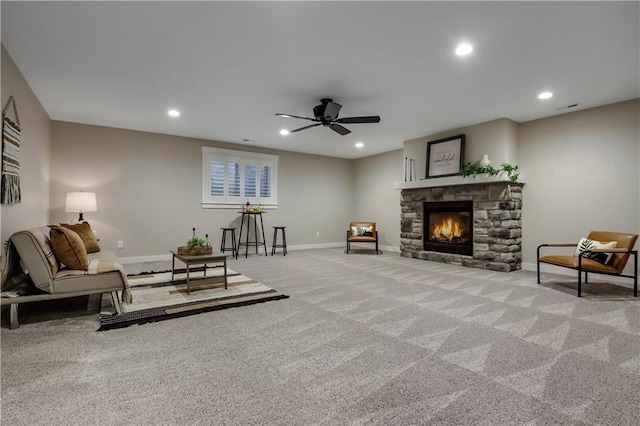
[1,225,131,329]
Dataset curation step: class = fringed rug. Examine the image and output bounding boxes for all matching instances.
[98,267,288,330]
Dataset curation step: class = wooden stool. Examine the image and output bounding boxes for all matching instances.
[220,227,237,258]
[271,226,287,256]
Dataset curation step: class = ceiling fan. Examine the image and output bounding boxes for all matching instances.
[276,98,381,136]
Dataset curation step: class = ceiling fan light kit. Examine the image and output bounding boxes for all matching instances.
[276,98,380,136]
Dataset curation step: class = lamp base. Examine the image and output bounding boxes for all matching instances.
[78,212,84,222]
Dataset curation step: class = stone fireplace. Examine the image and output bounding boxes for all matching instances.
[401,181,523,272]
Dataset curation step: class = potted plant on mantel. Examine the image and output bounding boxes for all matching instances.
[178,228,213,255]
[460,162,520,183]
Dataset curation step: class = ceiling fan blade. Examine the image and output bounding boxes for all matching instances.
[334,116,381,124]
[290,123,321,133]
[275,113,319,121]
[329,123,351,135]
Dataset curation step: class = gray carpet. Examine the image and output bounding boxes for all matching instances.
[2,249,639,425]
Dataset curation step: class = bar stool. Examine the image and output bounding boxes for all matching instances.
[220,227,237,258]
[271,226,287,256]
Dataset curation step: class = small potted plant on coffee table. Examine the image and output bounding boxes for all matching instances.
[178,228,213,255]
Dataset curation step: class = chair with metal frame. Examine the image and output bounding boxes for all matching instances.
[346,221,379,255]
[537,230,638,297]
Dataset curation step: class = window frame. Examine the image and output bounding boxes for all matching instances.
[201,146,278,209]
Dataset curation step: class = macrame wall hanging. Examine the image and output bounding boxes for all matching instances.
[2,96,21,204]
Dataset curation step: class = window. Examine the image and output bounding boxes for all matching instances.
[202,147,278,208]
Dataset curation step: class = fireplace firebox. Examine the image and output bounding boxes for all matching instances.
[423,201,473,255]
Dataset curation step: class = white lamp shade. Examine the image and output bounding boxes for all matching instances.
[65,192,97,213]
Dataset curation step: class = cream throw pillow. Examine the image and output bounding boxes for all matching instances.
[351,226,373,237]
[575,237,617,265]
[62,221,101,253]
[49,225,89,270]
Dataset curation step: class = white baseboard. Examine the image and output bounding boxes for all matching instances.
[118,254,172,264]
[117,242,401,264]
[288,242,344,251]
[375,244,400,253]
[522,262,636,284]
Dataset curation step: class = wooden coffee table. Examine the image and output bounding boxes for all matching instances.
[170,251,231,295]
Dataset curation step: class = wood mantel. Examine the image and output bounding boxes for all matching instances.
[393,172,524,190]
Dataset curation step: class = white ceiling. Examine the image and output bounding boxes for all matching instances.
[2,1,638,159]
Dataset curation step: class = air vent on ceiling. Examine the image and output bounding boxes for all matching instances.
[556,103,581,111]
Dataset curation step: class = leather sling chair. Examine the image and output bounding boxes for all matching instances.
[537,231,638,297]
[347,222,379,255]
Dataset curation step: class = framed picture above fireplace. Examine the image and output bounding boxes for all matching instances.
[426,134,465,178]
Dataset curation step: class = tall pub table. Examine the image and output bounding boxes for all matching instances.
[236,211,268,259]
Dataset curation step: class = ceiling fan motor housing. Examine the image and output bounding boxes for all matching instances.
[314,99,342,123]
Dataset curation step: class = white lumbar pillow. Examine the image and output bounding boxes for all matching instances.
[575,238,617,265]
[351,226,373,237]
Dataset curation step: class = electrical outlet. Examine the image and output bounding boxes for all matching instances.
[316,232,320,237]
[117,240,124,249]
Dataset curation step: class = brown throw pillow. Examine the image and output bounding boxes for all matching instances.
[49,226,89,270]
[62,221,101,253]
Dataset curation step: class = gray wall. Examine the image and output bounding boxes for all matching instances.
[352,149,402,250]
[404,118,520,180]
[1,46,51,244]
[519,99,639,271]
[50,122,353,258]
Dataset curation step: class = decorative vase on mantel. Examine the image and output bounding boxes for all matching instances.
[479,154,491,167]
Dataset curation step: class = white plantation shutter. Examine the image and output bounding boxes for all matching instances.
[228,162,241,197]
[202,147,278,208]
[260,164,271,197]
[245,164,257,197]
[209,161,225,196]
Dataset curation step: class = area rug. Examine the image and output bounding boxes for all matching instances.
[98,267,288,330]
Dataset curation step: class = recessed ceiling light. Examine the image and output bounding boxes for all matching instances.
[538,91,553,100]
[168,109,180,117]
[279,129,290,136]
[355,142,364,148]
[455,43,473,56]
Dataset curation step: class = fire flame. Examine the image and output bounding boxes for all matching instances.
[432,217,464,242]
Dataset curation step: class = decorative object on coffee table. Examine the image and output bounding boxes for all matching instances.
[177,228,212,255]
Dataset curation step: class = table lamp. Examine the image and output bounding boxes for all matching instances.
[65,192,97,222]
